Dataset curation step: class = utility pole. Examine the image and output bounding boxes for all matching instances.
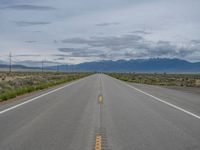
[9,52,12,73]
[66,63,68,73]
[57,63,59,72]
[41,60,44,73]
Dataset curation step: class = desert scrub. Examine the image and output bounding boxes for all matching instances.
[108,73,200,87]
[0,72,91,101]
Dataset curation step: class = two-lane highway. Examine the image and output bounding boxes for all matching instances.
[0,74,200,150]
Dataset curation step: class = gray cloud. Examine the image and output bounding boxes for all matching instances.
[69,51,102,58]
[58,47,104,58]
[0,59,7,64]
[32,31,43,33]
[191,40,200,44]
[15,21,51,26]
[55,57,65,60]
[131,30,151,35]
[50,54,69,57]
[14,54,41,57]
[123,40,197,59]
[54,40,58,44]
[3,4,56,11]
[62,34,143,50]
[58,48,85,53]
[96,22,120,27]
[25,40,37,43]
[15,60,63,67]
[61,34,199,59]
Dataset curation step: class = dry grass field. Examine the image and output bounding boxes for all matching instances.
[0,72,90,101]
[108,73,200,87]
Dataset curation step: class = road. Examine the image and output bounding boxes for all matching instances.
[0,74,200,150]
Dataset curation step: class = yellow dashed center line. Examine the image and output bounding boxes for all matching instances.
[98,95,103,104]
[95,135,102,150]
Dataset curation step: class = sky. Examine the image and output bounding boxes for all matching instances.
[0,0,200,66]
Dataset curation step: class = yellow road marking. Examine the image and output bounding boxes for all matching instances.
[98,95,103,104]
[95,135,102,150]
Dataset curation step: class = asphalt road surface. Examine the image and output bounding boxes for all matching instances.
[0,74,200,150]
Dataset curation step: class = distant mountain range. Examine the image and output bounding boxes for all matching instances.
[0,64,39,70]
[49,58,200,73]
[1,58,200,73]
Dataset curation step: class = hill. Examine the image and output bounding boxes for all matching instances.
[1,58,200,73]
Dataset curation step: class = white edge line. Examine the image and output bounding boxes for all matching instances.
[112,76,200,120]
[0,78,84,115]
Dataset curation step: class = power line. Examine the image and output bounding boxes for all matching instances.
[42,60,44,73]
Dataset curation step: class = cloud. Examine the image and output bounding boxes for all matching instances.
[58,47,104,58]
[96,22,120,27]
[3,4,56,11]
[55,57,65,60]
[69,51,101,58]
[131,30,151,35]
[14,60,62,67]
[14,54,41,57]
[61,34,199,60]
[15,21,51,26]
[58,48,85,53]
[32,31,43,33]
[1,0,200,63]
[50,54,69,57]
[62,34,143,50]
[25,41,37,43]
[122,40,197,59]
[191,40,200,44]
[54,40,58,44]
[0,59,7,64]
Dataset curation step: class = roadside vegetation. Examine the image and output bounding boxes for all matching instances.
[108,73,200,87]
[0,72,91,102]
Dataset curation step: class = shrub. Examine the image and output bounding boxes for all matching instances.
[0,72,91,101]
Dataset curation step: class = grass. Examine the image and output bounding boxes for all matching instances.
[0,72,91,102]
[108,73,200,87]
